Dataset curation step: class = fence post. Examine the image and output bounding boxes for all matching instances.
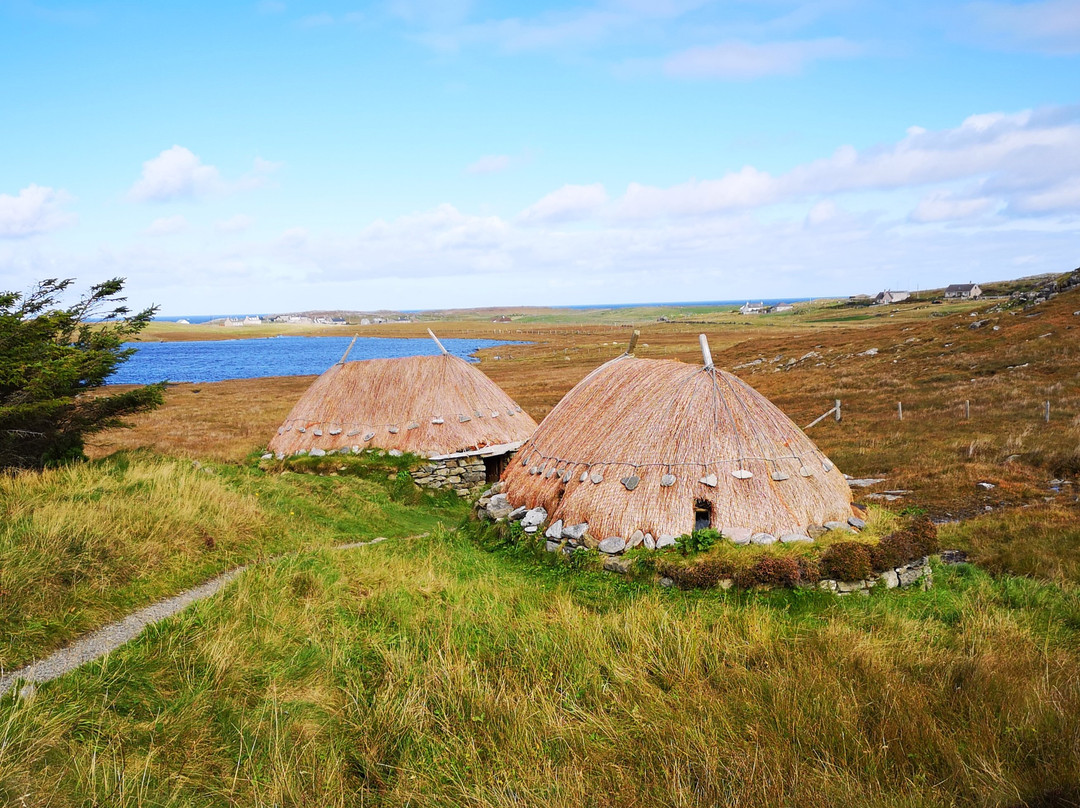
[898,402,903,421]
[1046,400,1051,423]
[834,399,842,423]
[965,400,970,420]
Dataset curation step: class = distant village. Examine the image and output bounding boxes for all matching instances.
[735,283,984,315]
[846,283,983,307]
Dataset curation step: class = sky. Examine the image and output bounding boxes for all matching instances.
[1,0,1078,314]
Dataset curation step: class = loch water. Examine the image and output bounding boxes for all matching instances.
[108,336,518,385]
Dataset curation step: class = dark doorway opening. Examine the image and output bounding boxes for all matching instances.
[694,500,713,531]
[484,454,510,484]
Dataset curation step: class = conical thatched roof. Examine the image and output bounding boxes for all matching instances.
[501,341,851,539]
[268,348,537,458]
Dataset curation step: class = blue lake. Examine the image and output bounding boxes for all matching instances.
[108,336,518,385]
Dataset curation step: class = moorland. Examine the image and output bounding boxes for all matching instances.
[2,271,1079,806]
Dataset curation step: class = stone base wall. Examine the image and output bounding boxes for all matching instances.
[411,456,488,497]
[815,556,932,595]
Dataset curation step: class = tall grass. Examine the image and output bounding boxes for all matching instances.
[3,529,1079,806]
[1,452,467,670]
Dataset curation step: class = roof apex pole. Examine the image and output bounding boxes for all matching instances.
[625,329,640,356]
[699,333,714,370]
[338,334,358,364]
[427,328,450,355]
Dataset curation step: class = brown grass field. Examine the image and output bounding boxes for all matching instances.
[93,287,1080,521]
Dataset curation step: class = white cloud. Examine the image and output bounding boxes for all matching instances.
[128,146,224,202]
[145,215,188,236]
[466,154,513,174]
[0,185,76,238]
[613,106,1080,218]
[662,37,863,79]
[1009,181,1080,212]
[6,106,1079,312]
[128,146,279,203]
[216,213,256,233]
[805,199,839,226]
[518,183,609,223]
[967,0,1080,54]
[910,192,995,223]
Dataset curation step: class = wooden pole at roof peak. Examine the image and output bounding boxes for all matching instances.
[427,328,449,355]
[338,334,358,364]
[699,334,714,369]
[625,330,640,356]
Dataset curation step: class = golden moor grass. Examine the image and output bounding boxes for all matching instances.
[502,355,852,538]
[268,353,538,457]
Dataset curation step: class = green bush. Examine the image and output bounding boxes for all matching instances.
[506,520,526,543]
[0,277,162,468]
[821,541,873,582]
[680,527,720,555]
[569,546,593,569]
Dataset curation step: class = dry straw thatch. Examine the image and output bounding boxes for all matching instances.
[268,338,537,457]
[502,337,852,539]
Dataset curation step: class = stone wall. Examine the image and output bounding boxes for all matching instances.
[411,456,488,497]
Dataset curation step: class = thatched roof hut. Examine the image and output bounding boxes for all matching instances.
[501,335,852,540]
[268,332,537,459]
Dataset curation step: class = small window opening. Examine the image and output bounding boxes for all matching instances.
[694,500,713,531]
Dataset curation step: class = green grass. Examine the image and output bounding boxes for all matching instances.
[3,527,1080,806]
[2,452,1080,806]
[940,504,1080,585]
[0,451,468,670]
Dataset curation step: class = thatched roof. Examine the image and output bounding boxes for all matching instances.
[268,345,537,457]
[501,339,852,539]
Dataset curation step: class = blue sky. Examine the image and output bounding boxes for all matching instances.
[1,0,1078,314]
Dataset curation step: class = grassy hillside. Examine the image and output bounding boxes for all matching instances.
[3,522,1079,806]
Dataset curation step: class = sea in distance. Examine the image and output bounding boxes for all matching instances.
[154,298,819,323]
[109,336,518,386]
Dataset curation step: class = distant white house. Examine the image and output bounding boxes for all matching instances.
[874,290,911,305]
[944,283,983,300]
[224,315,263,327]
[740,301,771,315]
[773,303,795,313]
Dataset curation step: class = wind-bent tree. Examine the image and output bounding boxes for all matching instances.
[0,278,163,469]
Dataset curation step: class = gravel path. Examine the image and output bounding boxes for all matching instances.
[0,536,391,699]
